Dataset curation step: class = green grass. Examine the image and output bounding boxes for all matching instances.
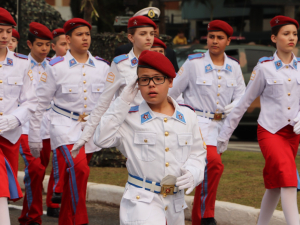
[18,150,300,211]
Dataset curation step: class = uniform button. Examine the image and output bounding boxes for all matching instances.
[217,93,220,96]
[165,131,169,136]
[185,141,188,145]
[288,93,291,96]
[218,85,221,88]
[0,65,2,68]
[84,97,87,100]
[39,71,41,74]
[97,88,100,91]
[203,81,206,84]
[274,80,277,83]
[288,78,291,81]
[0,112,3,115]
[15,82,17,85]
[218,70,221,73]
[84,89,87,92]
[164,118,168,123]
[165,162,169,167]
[216,109,219,112]
[165,147,169,152]
[84,104,87,108]
[218,76,221,79]
[288,119,291,122]
[144,139,148,143]
[83,73,86,76]
[165,206,168,211]
[136,195,140,199]
[163,193,167,198]
[288,107,291,110]
[69,89,72,92]
[82,65,84,68]
[0,80,2,83]
[286,65,289,69]
[0,97,2,100]
[216,101,219,104]
[83,81,86,84]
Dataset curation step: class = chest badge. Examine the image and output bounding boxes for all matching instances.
[225,64,232,72]
[7,58,13,66]
[131,57,138,67]
[141,112,152,124]
[274,60,282,70]
[176,111,186,123]
[205,64,213,73]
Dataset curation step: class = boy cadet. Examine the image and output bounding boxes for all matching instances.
[94,50,207,225]
[8,28,19,51]
[18,22,61,225]
[28,18,110,225]
[150,37,167,55]
[169,20,246,225]
[51,28,69,58]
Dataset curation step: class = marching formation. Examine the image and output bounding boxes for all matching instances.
[0,4,299,225]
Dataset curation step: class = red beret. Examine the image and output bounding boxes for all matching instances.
[12,29,20,41]
[29,22,53,40]
[64,18,92,34]
[270,15,299,29]
[207,20,233,37]
[152,37,166,49]
[138,50,176,78]
[0,8,16,26]
[52,28,65,38]
[128,16,157,29]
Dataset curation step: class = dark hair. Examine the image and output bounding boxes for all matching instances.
[127,28,137,44]
[27,32,37,44]
[52,36,59,44]
[271,23,297,48]
[66,25,89,37]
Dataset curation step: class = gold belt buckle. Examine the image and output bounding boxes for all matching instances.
[78,112,88,122]
[213,113,223,121]
[160,185,175,196]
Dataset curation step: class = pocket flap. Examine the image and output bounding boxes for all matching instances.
[196,77,212,86]
[174,197,188,213]
[134,132,156,145]
[226,79,237,87]
[178,133,193,146]
[266,79,283,85]
[123,187,154,203]
[62,84,79,94]
[7,77,23,86]
[92,83,104,93]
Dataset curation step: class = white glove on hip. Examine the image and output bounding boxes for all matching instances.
[29,142,43,158]
[176,168,194,195]
[293,117,300,134]
[224,102,235,116]
[81,115,90,131]
[0,115,20,133]
[71,139,86,158]
[217,137,229,154]
[120,76,139,105]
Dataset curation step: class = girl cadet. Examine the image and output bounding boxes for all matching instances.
[218,16,300,225]
[71,16,156,157]
[169,20,246,225]
[94,50,207,225]
[0,7,37,225]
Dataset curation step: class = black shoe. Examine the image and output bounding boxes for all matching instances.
[47,207,60,218]
[201,217,217,225]
[51,192,62,204]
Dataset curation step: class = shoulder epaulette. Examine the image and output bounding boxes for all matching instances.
[95,56,110,65]
[14,53,28,60]
[46,57,51,61]
[113,54,129,64]
[129,105,139,113]
[227,56,240,64]
[179,104,195,112]
[259,56,274,63]
[188,53,204,61]
[297,57,300,62]
[49,56,64,66]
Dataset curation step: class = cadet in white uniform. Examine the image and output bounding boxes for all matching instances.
[28,18,110,225]
[169,20,245,225]
[218,16,300,225]
[94,50,206,225]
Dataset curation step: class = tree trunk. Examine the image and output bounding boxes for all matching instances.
[82,0,93,24]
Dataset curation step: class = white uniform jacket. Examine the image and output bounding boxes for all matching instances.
[219,52,300,141]
[93,96,206,225]
[169,51,245,146]
[22,54,51,140]
[0,49,37,144]
[29,50,110,153]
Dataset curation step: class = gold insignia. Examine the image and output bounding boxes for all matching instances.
[27,70,33,81]
[78,112,88,122]
[148,9,155,18]
[106,72,115,83]
[40,72,47,82]
[250,70,256,81]
[178,67,184,76]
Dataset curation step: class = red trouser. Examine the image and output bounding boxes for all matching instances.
[0,136,22,201]
[19,135,59,225]
[192,145,224,224]
[57,144,90,225]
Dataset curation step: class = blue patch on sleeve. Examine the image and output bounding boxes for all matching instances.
[129,105,139,113]
[95,56,110,65]
[49,56,64,66]
[188,53,204,61]
[259,56,274,63]
[14,53,28,60]
[113,54,129,64]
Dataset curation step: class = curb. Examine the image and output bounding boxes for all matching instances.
[17,171,295,224]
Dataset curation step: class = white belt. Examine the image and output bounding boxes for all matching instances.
[127,174,179,195]
[195,110,225,120]
[46,104,52,111]
[52,104,89,121]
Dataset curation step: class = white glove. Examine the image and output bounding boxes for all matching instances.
[120,76,139,104]
[224,102,235,116]
[176,168,194,195]
[81,115,90,131]
[71,139,86,158]
[29,142,43,158]
[217,137,229,154]
[0,115,20,133]
[293,117,300,134]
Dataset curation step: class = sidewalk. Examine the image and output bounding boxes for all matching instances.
[17,171,296,225]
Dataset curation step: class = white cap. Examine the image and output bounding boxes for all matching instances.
[133,7,160,22]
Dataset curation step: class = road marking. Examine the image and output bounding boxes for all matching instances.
[8,204,47,215]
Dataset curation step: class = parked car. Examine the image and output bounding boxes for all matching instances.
[173,44,287,140]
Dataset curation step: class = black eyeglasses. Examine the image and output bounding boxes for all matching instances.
[137,76,168,86]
